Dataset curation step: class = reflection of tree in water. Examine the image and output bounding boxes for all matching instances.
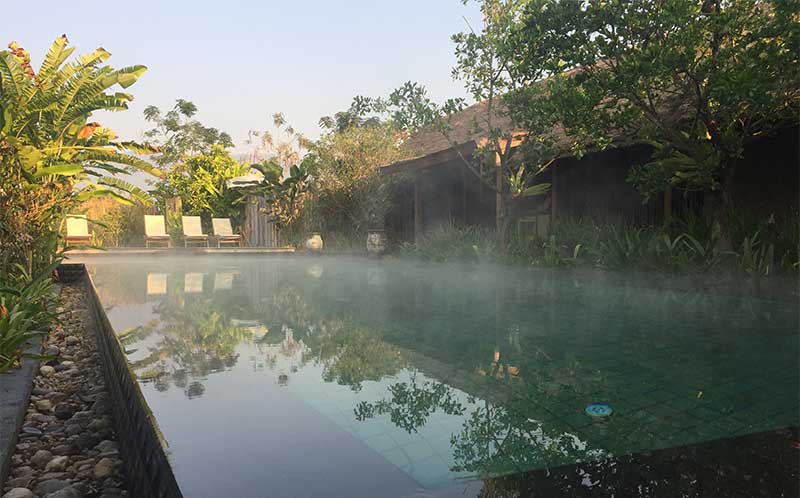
[250,281,405,391]
[128,298,249,398]
[355,377,602,480]
[449,397,603,476]
[305,318,405,392]
[355,372,466,431]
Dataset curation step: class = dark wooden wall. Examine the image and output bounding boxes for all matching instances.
[242,195,281,247]
[385,125,798,242]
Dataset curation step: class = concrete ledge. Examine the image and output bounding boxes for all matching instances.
[65,247,295,257]
[0,341,42,488]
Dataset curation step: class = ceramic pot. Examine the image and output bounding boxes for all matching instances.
[305,232,324,252]
[366,229,388,255]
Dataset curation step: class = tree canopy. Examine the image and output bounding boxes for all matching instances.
[507,0,799,202]
[144,99,234,166]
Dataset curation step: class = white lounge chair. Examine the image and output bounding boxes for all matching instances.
[65,214,92,246]
[184,273,205,293]
[213,272,235,291]
[144,215,171,248]
[182,216,209,247]
[146,273,168,296]
[212,218,242,247]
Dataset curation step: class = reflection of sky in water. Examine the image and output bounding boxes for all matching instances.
[84,256,799,498]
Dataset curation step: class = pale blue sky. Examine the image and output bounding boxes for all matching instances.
[9,0,482,155]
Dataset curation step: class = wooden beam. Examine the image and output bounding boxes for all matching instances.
[495,156,503,233]
[381,141,478,175]
[414,179,423,243]
[663,187,672,222]
[461,166,467,224]
[551,165,558,222]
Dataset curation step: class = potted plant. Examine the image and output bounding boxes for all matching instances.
[360,177,391,256]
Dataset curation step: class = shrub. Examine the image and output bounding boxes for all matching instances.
[397,225,498,263]
[0,261,59,372]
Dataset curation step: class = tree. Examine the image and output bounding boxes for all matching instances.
[143,99,233,166]
[241,159,311,235]
[304,120,403,236]
[150,145,249,222]
[361,2,554,251]
[446,0,555,250]
[508,0,799,238]
[247,112,312,173]
[0,36,158,272]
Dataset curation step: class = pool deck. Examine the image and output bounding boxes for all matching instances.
[65,247,296,258]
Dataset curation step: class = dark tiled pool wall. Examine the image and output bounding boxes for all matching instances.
[476,427,800,498]
[60,264,182,498]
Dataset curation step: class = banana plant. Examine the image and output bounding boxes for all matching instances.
[0,36,158,272]
[0,35,160,203]
[242,160,310,231]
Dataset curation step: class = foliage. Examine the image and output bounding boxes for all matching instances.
[398,214,797,276]
[0,36,157,273]
[143,99,233,166]
[448,0,554,247]
[90,202,147,247]
[304,122,403,239]
[355,374,466,432]
[150,145,249,224]
[247,112,311,166]
[307,320,405,392]
[0,261,58,371]
[508,0,800,207]
[241,160,311,235]
[129,297,249,396]
[397,225,499,263]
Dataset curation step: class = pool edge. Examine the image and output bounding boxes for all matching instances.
[60,263,183,498]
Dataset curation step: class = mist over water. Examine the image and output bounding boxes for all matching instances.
[78,255,799,498]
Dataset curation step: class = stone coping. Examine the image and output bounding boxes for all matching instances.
[64,247,295,257]
[0,341,42,489]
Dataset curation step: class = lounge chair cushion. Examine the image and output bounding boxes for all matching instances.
[66,215,90,238]
[182,216,206,237]
[212,218,238,237]
[144,215,168,237]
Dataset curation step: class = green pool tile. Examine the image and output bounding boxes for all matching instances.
[408,455,453,488]
[710,417,746,435]
[560,411,595,430]
[771,409,800,426]
[688,404,725,422]
[382,446,414,469]
[644,403,683,420]
[364,433,400,453]
[686,423,730,442]
[398,439,438,463]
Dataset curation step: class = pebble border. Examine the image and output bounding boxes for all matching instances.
[63,264,182,498]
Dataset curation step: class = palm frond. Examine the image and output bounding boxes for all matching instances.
[96,176,153,205]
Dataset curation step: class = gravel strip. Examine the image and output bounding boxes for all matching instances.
[2,284,128,498]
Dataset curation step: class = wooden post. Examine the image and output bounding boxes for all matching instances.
[461,166,467,224]
[663,187,672,223]
[550,165,558,223]
[495,153,504,236]
[414,178,423,243]
[166,196,182,218]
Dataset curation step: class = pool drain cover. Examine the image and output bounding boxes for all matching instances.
[585,403,613,418]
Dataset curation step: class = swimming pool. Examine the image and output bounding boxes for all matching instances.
[83,256,799,497]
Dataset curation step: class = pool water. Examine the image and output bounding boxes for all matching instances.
[83,256,799,498]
